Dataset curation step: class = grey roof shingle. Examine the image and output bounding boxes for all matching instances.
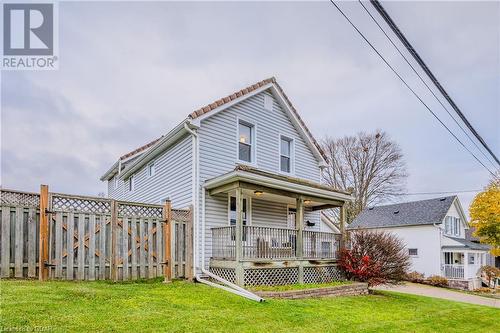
[348,196,457,229]
[443,237,491,251]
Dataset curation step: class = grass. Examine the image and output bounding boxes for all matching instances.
[251,281,352,291]
[1,279,499,333]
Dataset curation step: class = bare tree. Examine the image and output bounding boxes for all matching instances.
[322,130,407,223]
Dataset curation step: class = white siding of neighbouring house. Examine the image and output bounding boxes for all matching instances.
[371,225,442,277]
[439,200,467,239]
[198,90,322,268]
[107,134,193,208]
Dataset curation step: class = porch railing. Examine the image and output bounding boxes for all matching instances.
[442,264,464,279]
[303,230,341,259]
[211,226,339,260]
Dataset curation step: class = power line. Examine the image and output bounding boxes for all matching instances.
[369,0,500,167]
[357,0,498,170]
[327,0,497,178]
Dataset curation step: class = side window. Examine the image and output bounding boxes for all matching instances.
[238,121,254,163]
[113,176,118,190]
[408,248,418,256]
[280,136,293,173]
[148,162,156,177]
[128,176,134,192]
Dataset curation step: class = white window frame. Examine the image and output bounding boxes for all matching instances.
[279,134,294,174]
[113,176,118,190]
[236,117,257,165]
[148,161,156,177]
[408,248,418,257]
[128,176,135,192]
[227,195,252,226]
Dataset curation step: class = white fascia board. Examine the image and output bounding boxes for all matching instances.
[269,85,327,166]
[100,160,119,181]
[188,83,274,127]
[204,170,353,202]
[120,120,189,180]
[452,197,469,228]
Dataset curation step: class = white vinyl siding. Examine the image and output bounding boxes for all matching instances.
[107,134,193,208]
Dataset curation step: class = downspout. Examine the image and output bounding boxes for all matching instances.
[433,222,443,276]
[184,122,198,278]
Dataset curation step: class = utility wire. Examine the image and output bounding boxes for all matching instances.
[328,0,497,178]
[370,0,500,167]
[357,0,497,170]
[396,190,481,196]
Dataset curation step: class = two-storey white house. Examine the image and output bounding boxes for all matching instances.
[100,77,352,287]
[349,196,491,290]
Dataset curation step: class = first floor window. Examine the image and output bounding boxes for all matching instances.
[280,136,292,173]
[229,196,248,226]
[238,121,254,163]
[408,248,418,256]
[468,253,475,265]
[128,176,134,192]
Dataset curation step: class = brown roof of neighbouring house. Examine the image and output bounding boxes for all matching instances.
[119,136,163,160]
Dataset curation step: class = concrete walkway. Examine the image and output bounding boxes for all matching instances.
[374,282,500,308]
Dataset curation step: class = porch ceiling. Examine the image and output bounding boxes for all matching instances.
[204,165,353,207]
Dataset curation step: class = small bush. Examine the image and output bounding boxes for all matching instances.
[425,275,448,287]
[338,230,411,287]
[406,271,425,283]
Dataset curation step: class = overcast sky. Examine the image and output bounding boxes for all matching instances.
[1,1,499,216]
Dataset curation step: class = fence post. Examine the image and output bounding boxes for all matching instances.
[110,200,118,282]
[163,199,172,283]
[38,185,49,281]
[185,205,194,282]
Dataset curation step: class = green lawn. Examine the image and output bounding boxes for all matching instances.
[1,279,498,333]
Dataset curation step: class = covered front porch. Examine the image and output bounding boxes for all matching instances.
[204,166,352,287]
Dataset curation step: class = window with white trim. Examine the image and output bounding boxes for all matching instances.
[113,176,118,190]
[148,161,156,177]
[280,136,293,173]
[128,176,134,192]
[444,216,461,236]
[468,253,475,265]
[238,121,254,163]
[408,248,418,256]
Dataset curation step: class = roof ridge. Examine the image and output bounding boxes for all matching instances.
[367,196,457,209]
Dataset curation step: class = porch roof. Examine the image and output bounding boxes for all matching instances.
[442,237,490,251]
[204,165,353,205]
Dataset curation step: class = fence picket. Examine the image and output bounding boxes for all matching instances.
[66,212,74,280]
[148,219,154,278]
[1,208,11,277]
[156,221,162,277]
[122,217,129,280]
[77,214,85,280]
[88,215,96,281]
[27,208,37,278]
[14,207,24,277]
[131,217,138,280]
[54,212,63,278]
[139,218,145,278]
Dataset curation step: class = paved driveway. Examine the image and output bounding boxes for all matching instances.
[374,282,500,308]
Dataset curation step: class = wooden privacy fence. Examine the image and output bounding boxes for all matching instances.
[0,186,193,281]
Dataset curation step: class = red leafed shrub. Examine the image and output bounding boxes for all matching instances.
[338,230,411,287]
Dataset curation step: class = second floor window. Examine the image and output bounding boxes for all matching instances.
[238,121,254,163]
[444,216,460,236]
[148,162,156,177]
[280,136,292,173]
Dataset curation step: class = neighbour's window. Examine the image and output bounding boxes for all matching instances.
[280,136,292,173]
[468,253,475,265]
[148,162,156,177]
[445,216,460,236]
[408,248,418,256]
[128,176,134,192]
[113,176,118,190]
[229,196,248,226]
[238,121,254,163]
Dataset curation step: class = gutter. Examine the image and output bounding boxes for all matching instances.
[184,122,199,279]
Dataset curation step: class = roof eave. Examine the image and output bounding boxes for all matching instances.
[100,160,119,181]
[120,120,190,180]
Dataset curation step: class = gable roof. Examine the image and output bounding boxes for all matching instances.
[101,77,327,181]
[348,196,459,229]
[443,236,490,251]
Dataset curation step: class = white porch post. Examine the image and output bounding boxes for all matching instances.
[296,196,304,283]
[235,187,244,286]
[463,251,469,280]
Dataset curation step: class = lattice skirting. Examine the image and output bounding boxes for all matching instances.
[209,267,236,284]
[304,266,344,284]
[244,267,299,287]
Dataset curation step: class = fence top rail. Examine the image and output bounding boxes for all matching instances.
[0,188,40,196]
[51,191,112,202]
[304,230,341,236]
[116,200,163,209]
[1,188,40,208]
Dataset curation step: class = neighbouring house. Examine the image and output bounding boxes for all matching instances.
[466,227,499,269]
[348,196,491,290]
[100,77,352,287]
